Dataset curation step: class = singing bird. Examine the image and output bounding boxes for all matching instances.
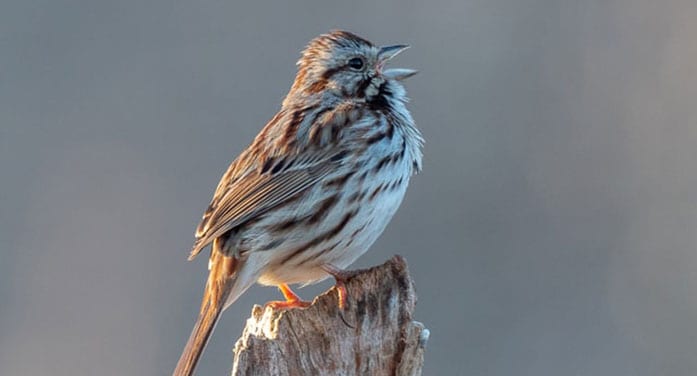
[174,30,422,375]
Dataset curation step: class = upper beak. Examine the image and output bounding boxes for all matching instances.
[378,44,418,81]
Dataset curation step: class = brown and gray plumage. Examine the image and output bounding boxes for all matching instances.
[174,30,423,376]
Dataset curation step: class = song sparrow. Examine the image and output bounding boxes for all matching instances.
[174,30,423,376]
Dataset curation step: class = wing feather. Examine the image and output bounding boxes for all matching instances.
[189,150,344,259]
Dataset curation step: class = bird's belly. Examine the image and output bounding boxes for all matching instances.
[256,170,411,286]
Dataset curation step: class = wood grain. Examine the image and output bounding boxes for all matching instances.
[231,256,429,375]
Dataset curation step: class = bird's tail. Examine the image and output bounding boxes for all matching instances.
[173,245,240,376]
[173,294,224,376]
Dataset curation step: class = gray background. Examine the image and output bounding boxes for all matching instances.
[2,0,696,375]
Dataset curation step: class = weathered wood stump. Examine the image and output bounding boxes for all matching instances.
[231,256,429,375]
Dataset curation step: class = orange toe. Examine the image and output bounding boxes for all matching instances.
[265,283,311,310]
[265,299,312,310]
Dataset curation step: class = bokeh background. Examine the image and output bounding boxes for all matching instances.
[2,0,696,375]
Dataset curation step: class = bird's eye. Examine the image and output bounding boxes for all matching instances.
[347,57,365,70]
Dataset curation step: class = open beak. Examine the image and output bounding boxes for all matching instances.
[378,44,418,81]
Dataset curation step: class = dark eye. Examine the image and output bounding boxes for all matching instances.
[347,57,365,70]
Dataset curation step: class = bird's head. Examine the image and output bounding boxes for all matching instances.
[288,30,417,101]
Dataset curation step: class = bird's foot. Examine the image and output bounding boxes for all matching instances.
[265,283,311,310]
[322,264,360,310]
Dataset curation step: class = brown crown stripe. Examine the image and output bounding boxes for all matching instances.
[306,195,340,225]
[279,210,357,265]
[325,30,373,47]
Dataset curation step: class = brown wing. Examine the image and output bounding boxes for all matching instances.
[189,149,347,259]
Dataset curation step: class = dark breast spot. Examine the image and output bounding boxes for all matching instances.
[268,215,305,233]
[257,237,287,252]
[345,223,367,248]
[306,195,340,225]
[365,132,387,145]
[373,155,392,173]
[293,241,340,266]
[399,138,407,159]
[323,170,356,188]
[369,184,384,200]
[279,209,357,265]
[367,82,391,112]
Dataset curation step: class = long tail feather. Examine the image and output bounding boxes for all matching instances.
[173,296,224,376]
[174,245,238,376]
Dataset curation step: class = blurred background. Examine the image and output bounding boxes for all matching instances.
[2,0,696,375]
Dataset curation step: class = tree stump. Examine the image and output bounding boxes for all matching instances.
[231,256,429,375]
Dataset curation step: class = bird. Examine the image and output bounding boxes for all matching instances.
[173,30,423,376]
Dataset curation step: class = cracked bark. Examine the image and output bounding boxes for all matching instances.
[231,256,429,375]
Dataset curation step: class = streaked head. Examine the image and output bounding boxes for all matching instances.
[289,30,417,100]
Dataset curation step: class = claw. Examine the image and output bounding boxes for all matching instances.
[335,283,348,310]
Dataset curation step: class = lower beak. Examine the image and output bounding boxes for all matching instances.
[378,44,418,81]
[382,68,418,81]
